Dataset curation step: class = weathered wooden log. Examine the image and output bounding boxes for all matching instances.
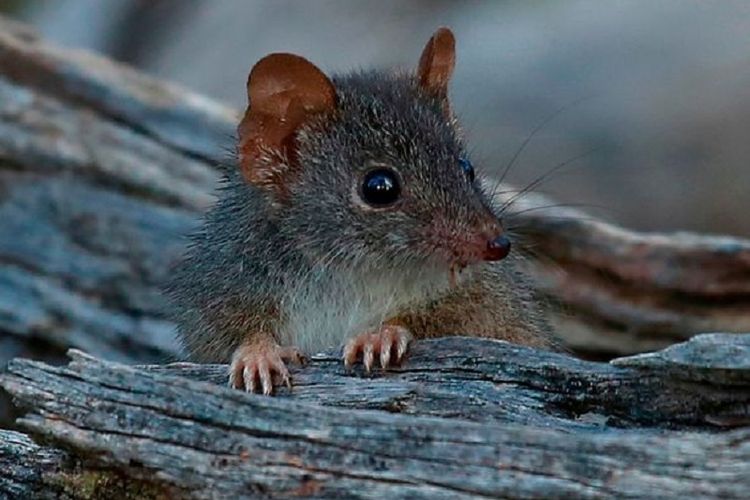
[1,430,70,499]
[0,429,170,499]
[1,16,748,376]
[511,194,750,356]
[1,334,748,498]
[0,16,228,369]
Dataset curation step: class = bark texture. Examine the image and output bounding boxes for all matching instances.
[1,334,749,499]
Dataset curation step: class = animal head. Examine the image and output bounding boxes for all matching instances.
[237,28,509,272]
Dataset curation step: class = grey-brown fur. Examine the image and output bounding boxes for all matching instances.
[166,69,557,362]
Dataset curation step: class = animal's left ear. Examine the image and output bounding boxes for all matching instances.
[416,27,456,98]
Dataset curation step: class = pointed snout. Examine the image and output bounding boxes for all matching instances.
[484,234,511,261]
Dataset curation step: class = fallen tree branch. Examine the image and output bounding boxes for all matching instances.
[510,193,750,355]
[146,333,750,429]
[1,334,748,498]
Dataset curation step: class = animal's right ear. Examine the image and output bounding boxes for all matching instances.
[237,53,336,194]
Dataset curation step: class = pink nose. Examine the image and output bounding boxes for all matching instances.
[484,235,511,261]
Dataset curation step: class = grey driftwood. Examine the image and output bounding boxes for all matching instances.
[1,333,749,499]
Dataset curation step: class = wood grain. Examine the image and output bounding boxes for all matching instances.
[2,334,748,498]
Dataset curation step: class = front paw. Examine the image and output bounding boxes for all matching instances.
[229,340,307,395]
[343,325,413,373]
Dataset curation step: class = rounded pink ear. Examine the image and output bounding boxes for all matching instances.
[417,27,456,97]
[237,53,336,193]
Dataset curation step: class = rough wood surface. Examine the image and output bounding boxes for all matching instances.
[1,16,749,375]
[0,429,70,499]
[511,194,750,356]
[1,334,748,499]
[0,428,171,499]
[0,16,228,368]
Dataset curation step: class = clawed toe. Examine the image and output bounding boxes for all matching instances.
[343,325,413,372]
[278,346,309,366]
[229,341,305,395]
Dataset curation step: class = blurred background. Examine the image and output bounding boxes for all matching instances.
[2,0,749,236]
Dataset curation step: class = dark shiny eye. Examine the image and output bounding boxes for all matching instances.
[459,157,475,182]
[361,168,401,207]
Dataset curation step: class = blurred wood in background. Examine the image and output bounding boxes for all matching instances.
[6,0,750,237]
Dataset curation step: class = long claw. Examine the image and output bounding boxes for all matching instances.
[396,333,412,362]
[259,361,273,396]
[380,345,392,369]
[273,358,293,390]
[379,329,394,370]
[281,367,292,389]
[363,342,375,373]
[229,352,246,389]
[343,343,357,370]
[229,363,241,389]
[244,366,257,393]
